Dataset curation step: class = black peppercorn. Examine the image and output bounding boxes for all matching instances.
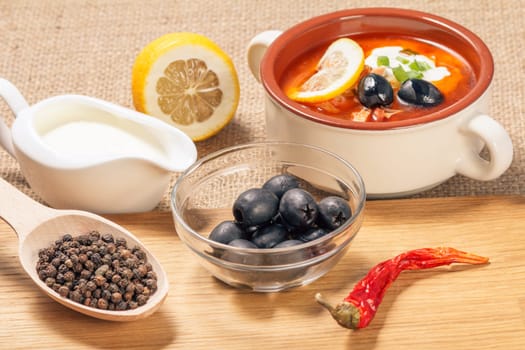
[96,298,108,310]
[107,243,117,254]
[58,285,69,297]
[135,265,148,278]
[69,290,82,303]
[111,274,121,284]
[93,289,102,299]
[135,283,144,294]
[116,301,128,310]
[45,277,55,287]
[73,262,83,273]
[78,254,88,264]
[89,298,98,308]
[145,278,157,291]
[63,271,75,282]
[51,257,61,267]
[58,263,69,274]
[101,233,114,243]
[89,231,100,241]
[84,260,95,271]
[118,278,129,288]
[36,232,158,311]
[133,247,146,260]
[93,275,106,287]
[136,294,148,306]
[111,292,122,304]
[101,289,112,301]
[91,253,102,265]
[95,264,109,277]
[108,283,120,294]
[80,269,92,280]
[126,283,136,293]
[86,281,97,292]
[115,238,127,247]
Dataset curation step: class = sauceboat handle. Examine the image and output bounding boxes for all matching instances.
[456,114,513,181]
[247,30,282,83]
[0,78,29,158]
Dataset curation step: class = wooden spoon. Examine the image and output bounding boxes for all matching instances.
[0,177,169,321]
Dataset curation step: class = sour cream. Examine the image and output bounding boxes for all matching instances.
[41,120,168,163]
[364,46,450,82]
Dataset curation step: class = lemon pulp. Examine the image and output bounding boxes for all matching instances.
[132,32,240,141]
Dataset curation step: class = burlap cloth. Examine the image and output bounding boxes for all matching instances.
[0,0,523,211]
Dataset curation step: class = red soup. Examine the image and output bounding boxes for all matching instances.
[280,35,475,123]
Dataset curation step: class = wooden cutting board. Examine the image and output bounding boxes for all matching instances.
[0,196,524,349]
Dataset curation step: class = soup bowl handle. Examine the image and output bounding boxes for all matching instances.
[0,79,29,158]
[456,114,513,181]
[247,30,282,83]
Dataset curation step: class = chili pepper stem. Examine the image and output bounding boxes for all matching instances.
[315,293,361,330]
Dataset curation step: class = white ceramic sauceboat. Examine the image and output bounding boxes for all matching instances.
[0,78,197,213]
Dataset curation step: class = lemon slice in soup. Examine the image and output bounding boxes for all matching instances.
[288,38,364,103]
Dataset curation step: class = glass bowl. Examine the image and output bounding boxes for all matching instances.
[170,142,366,292]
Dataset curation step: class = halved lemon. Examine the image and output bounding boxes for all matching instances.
[132,32,240,141]
[288,38,364,103]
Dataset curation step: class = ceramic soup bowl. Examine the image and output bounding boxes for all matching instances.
[248,8,513,198]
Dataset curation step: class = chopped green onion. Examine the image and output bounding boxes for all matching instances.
[408,61,420,71]
[396,56,410,65]
[406,70,423,79]
[392,66,409,82]
[377,56,390,67]
[409,60,432,72]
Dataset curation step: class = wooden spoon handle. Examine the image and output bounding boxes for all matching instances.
[0,177,55,239]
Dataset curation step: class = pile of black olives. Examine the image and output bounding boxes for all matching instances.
[209,174,352,249]
[357,73,443,109]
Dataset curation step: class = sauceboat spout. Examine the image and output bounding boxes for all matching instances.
[0,78,197,213]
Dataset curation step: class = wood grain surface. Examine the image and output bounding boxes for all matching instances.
[0,196,524,349]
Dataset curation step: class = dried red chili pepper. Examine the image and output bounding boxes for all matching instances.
[315,247,489,329]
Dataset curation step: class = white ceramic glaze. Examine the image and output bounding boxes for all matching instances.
[263,89,513,197]
[0,78,197,213]
[247,9,514,198]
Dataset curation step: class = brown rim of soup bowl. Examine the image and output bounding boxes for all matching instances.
[260,8,494,131]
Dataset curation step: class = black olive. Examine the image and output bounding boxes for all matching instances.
[209,221,246,244]
[279,188,319,229]
[228,239,258,249]
[357,73,394,108]
[233,188,279,227]
[252,224,288,248]
[262,174,300,199]
[398,78,443,107]
[297,227,328,242]
[317,196,352,230]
